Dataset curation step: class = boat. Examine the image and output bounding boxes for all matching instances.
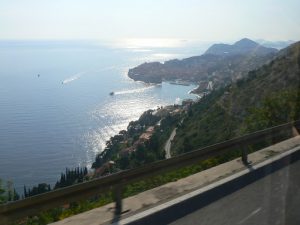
[109,92,114,96]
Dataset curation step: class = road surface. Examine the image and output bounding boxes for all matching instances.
[164,128,177,159]
[170,159,300,225]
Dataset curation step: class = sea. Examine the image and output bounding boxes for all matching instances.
[0,39,209,194]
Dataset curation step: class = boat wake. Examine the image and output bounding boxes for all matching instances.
[62,71,87,84]
[114,85,155,95]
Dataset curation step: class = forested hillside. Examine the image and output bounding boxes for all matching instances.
[171,41,300,154]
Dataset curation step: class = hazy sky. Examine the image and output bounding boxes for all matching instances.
[0,0,299,42]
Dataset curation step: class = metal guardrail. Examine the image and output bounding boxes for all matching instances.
[0,120,299,224]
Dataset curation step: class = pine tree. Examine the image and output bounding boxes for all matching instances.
[7,180,13,201]
[0,179,6,204]
[13,189,20,201]
[24,185,27,198]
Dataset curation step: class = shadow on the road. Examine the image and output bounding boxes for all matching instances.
[111,214,120,225]
[246,162,254,171]
[111,209,131,225]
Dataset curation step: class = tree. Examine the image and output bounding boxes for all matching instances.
[135,144,146,162]
[183,137,192,153]
[245,90,298,132]
[0,179,19,203]
[13,189,20,201]
[294,82,300,120]
[6,180,13,201]
[24,183,51,197]
[24,185,28,198]
[54,167,88,189]
[118,155,130,170]
[0,179,6,204]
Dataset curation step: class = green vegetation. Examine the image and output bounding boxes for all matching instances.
[0,179,6,204]
[172,87,238,154]
[0,179,19,204]
[92,108,181,171]
[22,166,89,199]
[244,89,299,132]
[172,42,300,155]
[54,167,88,189]
[24,183,51,198]
[92,109,160,169]
[19,135,281,225]
[18,153,245,225]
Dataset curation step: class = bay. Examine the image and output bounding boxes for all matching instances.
[0,40,200,193]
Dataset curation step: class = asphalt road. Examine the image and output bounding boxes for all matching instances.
[164,128,176,159]
[169,160,300,225]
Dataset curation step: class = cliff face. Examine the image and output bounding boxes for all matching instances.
[128,38,278,87]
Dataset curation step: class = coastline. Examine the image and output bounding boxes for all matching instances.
[91,79,199,170]
[188,85,202,98]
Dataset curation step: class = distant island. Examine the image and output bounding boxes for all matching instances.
[128,38,278,93]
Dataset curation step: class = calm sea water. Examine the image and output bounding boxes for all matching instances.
[0,40,202,193]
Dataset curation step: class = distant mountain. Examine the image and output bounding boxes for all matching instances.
[256,39,296,49]
[128,38,278,88]
[204,38,278,56]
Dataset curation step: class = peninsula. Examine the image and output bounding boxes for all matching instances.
[128,38,278,92]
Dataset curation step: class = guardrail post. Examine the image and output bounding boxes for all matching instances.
[292,126,299,136]
[241,143,249,165]
[113,183,123,216]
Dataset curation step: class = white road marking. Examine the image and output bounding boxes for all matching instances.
[237,207,262,224]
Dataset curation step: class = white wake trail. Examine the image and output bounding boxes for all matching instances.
[114,86,155,95]
[62,71,87,84]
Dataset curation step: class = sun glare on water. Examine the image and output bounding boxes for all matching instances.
[117,38,186,49]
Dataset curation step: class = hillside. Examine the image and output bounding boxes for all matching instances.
[92,41,299,171]
[128,38,278,89]
[171,41,300,154]
[204,38,277,56]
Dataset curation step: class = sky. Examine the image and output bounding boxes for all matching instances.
[0,0,299,44]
